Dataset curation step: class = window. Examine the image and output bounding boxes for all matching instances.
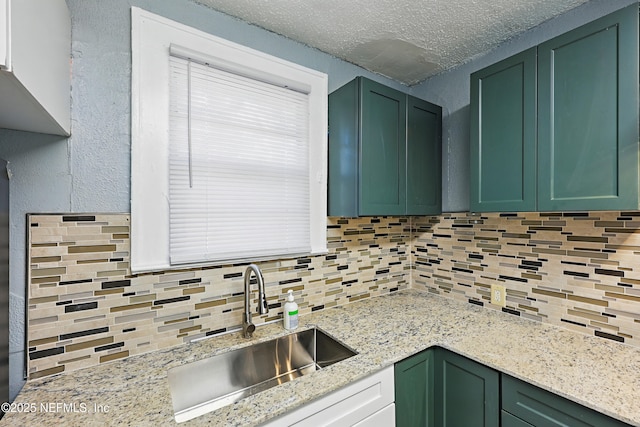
[131,8,328,273]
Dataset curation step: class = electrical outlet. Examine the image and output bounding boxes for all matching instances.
[491,284,506,307]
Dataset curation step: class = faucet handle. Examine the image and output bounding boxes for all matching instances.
[258,292,269,314]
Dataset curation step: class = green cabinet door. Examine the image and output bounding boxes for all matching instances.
[502,374,632,427]
[396,349,630,427]
[471,4,639,213]
[407,96,442,215]
[328,78,359,217]
[395,349,435,427]
[470,48,537,212]
[328,76,442,216]
[501,410,534,427]
[537,4,639,211]
[435,348,500,427]
[359,78,407,215]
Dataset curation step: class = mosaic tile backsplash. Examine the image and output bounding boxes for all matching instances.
[412,212,640,348]
[27,215,409,380]
[27,211,640,380]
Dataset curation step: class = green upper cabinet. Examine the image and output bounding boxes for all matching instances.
[470,4,639,212]
[470,48,537,212]
[407,96,442,215]
[359,78,407,215]
[328,76,442,216]
[538,5,639,211]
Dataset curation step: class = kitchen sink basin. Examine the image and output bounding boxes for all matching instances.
[167,327,357,423]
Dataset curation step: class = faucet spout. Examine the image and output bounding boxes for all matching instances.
[242,264,269,338]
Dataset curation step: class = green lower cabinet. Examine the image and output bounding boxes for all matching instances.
[394,348,435,427]
[502,375,631,427]
[394,348,499,427]
[395,349,631,427]
[502,410,534,427]
[434,348,500,427]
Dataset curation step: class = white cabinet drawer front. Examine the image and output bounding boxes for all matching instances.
[353,403,395,427]
[262,366,394,427]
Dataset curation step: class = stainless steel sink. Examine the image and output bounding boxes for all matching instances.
[167,327,357,423]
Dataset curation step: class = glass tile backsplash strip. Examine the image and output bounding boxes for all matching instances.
[27,211,640,381]
[27,214,409,380]
[412,212,640,348]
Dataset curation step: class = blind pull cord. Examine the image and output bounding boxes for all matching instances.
[187,60,194,188]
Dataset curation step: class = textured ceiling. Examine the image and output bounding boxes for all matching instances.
[193,0,591,85]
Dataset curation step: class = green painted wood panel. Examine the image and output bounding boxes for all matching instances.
[394,349,435,427]
[407,96,442,215]
[502,375,632,427]
[328,76,442,216]
[359,78,407,215]
[470,48,537,212]
[435,349,500,427]
[538,4,639,211]
[328,79,359,216]
[501,410,534,427]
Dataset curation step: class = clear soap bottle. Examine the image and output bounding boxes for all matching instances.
[283,290,299,331]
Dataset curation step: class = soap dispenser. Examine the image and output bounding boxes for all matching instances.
[283,290,299,331]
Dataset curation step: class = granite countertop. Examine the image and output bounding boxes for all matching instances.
[3,289,639,426]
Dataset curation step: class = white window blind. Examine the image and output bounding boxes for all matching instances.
[168,54,312,265]
[131,8,327,272]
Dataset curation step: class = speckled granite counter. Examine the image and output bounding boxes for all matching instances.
[3,290,640,426]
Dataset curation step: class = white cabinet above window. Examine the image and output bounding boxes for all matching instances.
[0,0,70,136]
[0,0,7,69]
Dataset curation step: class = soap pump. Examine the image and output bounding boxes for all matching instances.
[283,289,299,331]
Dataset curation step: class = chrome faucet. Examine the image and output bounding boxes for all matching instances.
[242,264,269,338]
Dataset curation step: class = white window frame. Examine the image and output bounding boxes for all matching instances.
[131,7,328,273]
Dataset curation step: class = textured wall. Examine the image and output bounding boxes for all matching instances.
[0,131,71,400]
